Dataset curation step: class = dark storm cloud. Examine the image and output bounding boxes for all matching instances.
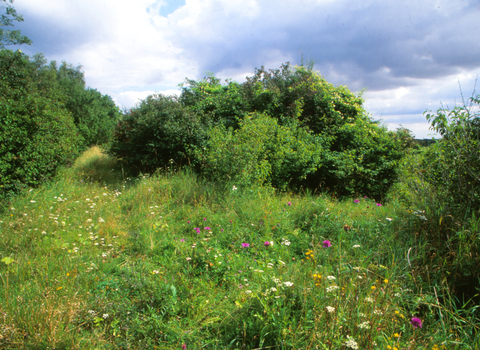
[171,0,480,92]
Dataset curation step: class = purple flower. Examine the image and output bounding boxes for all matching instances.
[187,220,190,224]
[287,202,292,206]
[410,317,422,329]
[204,218,207,222]
[376,203,382,207]
[182,344,187,350]
[323,240,332,248]
[264,241,270,246]
[194,227,200,234]
[204,227,211,230]
[354,199,360,203]
[180,239,185,242]
[364,196,367,198]
[221,228,224,232]
[242,243,250,248]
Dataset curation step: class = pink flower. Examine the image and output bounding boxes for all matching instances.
[376,203,382,207]
[323,240,331,248]
[242,243,250,248]
[194,228,200,234]
[264,241,270,246]
[182,343,187,350]
[287,202,292,206]
[354,199,360,203]
[204,227,211,230]
[410,317,422,329]
[180,239,185,242]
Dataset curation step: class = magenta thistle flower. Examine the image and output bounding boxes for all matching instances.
[204,227,211,230]
[241,243,250,248]
[410,317,422,329]
[354,199,360,203]
[323,240,332,248]
[376,203,382,207]
[194,227,200,234]
[187,220,190,224]
[287,202,292,206]
[182,344,187,350]
[180,239,185,242]
[204,218,207,221]
[264,241,270,246]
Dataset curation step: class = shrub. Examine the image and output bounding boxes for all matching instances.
[194,113,324,190]
[0,49,82,199]
[109,94,210,173]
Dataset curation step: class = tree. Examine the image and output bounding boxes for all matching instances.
[0,0,32,48]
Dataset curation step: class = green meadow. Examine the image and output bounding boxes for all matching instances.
[0,146,478,349]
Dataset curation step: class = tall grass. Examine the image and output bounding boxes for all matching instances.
[0,147,478,349]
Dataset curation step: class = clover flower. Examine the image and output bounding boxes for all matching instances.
[410,317,422,329]
[354,199,360,203]
[323,240,331,248]
[241,243,250,248]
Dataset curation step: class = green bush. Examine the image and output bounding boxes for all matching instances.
[0,49,82,199]
[109,94,210,172]
[195,113,324,189]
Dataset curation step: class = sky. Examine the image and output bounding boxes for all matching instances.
[8,0,480,138]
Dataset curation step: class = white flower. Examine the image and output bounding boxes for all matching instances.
[186,257,192,261]
[245,290,252,294]
[103,314,109,319]
[326,285,339,293]
[30,200,36,203]
[386,217,393,221]
[326,306,335,313]
[232,185,238,190]
[352,245,361,248]
[283,282,294,287]
[365,297,374,303]
[326,276,336,281]
[344,336,359,349]
[270,287,277,292]
[374,309,383,315]
[98,217,105,223]
[357,321,370,329]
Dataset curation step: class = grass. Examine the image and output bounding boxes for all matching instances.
[0,146,478,349]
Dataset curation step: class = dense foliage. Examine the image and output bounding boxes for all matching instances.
[391,91,480,306]
[0,0,31,48]
[110,63,408,197]
[0,49,121,199]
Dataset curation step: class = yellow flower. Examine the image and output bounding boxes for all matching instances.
[371,286,376,290]
[394,333,400,337]
[384,279,389,284]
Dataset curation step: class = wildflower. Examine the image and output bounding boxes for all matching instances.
[371,286,376,290]
[386,217,393,221]
[270,287,277,292]
[354,199,360,203]
[326,276,336,281]
[410,317,422,329]
[194,228,200,234]
[353,244,361,248]
[186,257,192,261]
[204,227,211,230]
[180,239,185,242]
[283,282,294,287]
[326,306,335,313]
[232,185,237,190]
[384,279,389,284]
[241,243,250,248]
[245,290,252,294]
[326,285,339,292]
[103,314,109,319]
[281,239,291,246]
[393,333,400,337]
[376,203,382,206]
[264,241,271,246]
[204,218,207,222]
[187,220,190,224]
[287,201,292,206]
[323,240,331,248]
[344,335,359,349]
[358,321,370,329]
[182,344,187,350]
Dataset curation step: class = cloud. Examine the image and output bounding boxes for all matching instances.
[10,0,480,138]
